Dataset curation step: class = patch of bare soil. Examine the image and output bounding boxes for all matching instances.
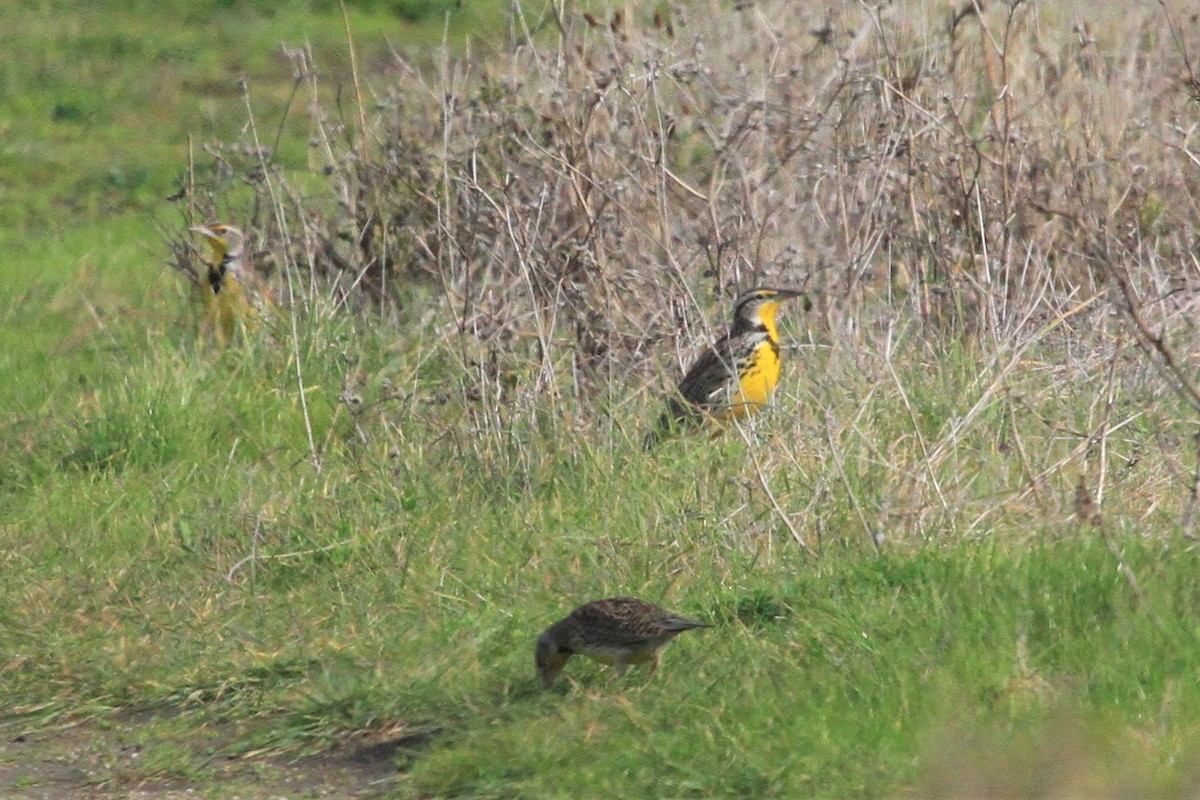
[0,715,430,800]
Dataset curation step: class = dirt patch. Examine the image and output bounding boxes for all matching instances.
[0,715,431,799]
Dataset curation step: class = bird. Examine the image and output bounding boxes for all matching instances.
[644,287,805,449]
[535,597,710,687]
[190,222,263,344]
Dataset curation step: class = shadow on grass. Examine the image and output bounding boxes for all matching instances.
[0,707,444,799]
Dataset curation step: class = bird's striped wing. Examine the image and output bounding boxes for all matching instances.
[678,332,763,408]
[572,602,660,649]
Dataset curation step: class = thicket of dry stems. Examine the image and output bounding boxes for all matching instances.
[171,0,1200,545]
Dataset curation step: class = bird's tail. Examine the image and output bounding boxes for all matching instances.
[642,415,670,451]
[643,399,690,451]
[663,616,711,632]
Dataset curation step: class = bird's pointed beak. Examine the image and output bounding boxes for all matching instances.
[190,225,215,239]
[772,288,811,313]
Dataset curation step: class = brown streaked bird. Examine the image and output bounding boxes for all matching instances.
[644,287,805,449]
[536,597,710,687]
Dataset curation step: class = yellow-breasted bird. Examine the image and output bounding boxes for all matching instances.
[644,287,805,449]
[536,597,710,687]
[190,223,261,344]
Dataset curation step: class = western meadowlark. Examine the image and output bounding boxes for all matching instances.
[644,287,805,449]
[190,222,263,343]
[536,597,710,687]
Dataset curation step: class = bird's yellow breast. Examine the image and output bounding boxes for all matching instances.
[726,340,781,418]
[203,273,252,344]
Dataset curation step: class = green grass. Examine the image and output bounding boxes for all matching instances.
[4,308,1200,797]
[4,1,1200,798]
[0,0,504,231]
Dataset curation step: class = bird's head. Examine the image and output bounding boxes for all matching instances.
[732,287,805,330]
[535,626,574,688]
[190,223,245,264]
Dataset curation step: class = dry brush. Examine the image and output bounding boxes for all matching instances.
[169,0,1200,546]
